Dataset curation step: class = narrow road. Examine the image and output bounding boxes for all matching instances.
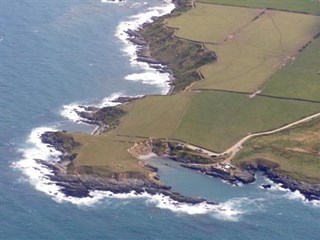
[175,112,320,165]
[221,112,320,164]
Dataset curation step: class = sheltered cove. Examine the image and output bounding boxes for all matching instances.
[41,0,320,202]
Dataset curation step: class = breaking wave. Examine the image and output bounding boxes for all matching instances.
[101,0,126,4]
[60,92,123,123]
[115,0,175,94]
[13,127,63,197]
[261,179,320,208]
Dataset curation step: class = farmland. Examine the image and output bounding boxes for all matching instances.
[261,37,320,102]
[117,92,195,139]
[197,0,320,15]
[168,3,320,92]
[167,4,259,43]
[172,91,320,152]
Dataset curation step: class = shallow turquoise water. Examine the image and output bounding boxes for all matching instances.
[0,0,319,239]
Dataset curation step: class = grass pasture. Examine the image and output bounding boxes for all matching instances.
[173,91,320,152]
[197,0,320,15]
[167,3,259,43]
[167,3,320,92]
[261,37,320,102]
[233,117,320,183]
[117,92,195,139]
[71,132,149,177]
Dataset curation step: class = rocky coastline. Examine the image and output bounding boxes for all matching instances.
[181,163,256,185]
[245,162,320,201]
[180,161,320,201]
[38,0,319,204]
[40,131,215,205]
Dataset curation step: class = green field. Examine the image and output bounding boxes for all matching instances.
[261,37,320,102]
[173,91,320,152]
[197,0,320,15]
[71,132,149,178]
[168,3,259,43]
[167,3,320,92]
[117,92,194,138]
[233,117,320,183]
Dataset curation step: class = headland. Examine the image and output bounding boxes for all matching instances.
[38,0,320,203]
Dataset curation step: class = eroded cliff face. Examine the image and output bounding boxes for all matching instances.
[128,140,154,159]
[127,138,172,158]
[243,161,320,201]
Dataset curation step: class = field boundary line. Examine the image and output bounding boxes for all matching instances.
[195,88,320,104]
[195,1,320,16]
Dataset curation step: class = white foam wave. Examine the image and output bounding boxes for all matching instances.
[101,0,126,4]
[261,179,320,207]
[282,188,320,207]
[64,190,246,221]
[147,195,244,221]
[13,127,63,196]
[50,189,246,221]
[115,0,175,94]
[60,103,88,123]
[96,92,123,108]
[60,92,123,123]
[125,70,171,86]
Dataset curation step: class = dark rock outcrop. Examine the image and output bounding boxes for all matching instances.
[78,106,125,126]
[261,184,272,189]
[41,131,80,156]
[76,106,126,133]
[181,163,255,185]
[266,169,320,201]
[112,96,143,104]
[246,162,320,201]
[233,170,256,184]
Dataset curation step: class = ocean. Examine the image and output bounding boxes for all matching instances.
[0,0,319,239]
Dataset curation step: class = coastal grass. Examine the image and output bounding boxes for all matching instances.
[196,9,320,92]
[117,92,195,139]
[197,0,320,15]
[173,91,320,152]
[167,3,259,43]
[233,117,320,183]
[167,3,320,92]
[71,132,149,178]
[261,37,320,102]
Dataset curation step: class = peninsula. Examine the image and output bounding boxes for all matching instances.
[42,0,320,202]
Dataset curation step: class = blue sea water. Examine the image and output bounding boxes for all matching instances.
[0,0,319,239]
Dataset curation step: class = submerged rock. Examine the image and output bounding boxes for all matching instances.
[261,184,272,189]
